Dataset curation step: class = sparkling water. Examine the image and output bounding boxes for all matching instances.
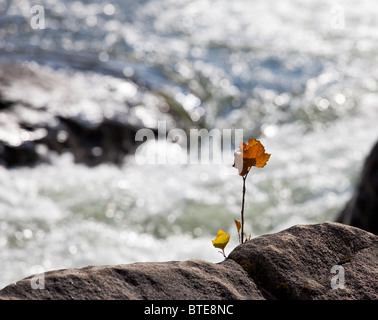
[1,0,378,289]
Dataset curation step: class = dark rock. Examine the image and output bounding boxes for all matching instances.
[0,222,376,300]
[337,140,378,235]
[229,222,378,299]
[0,62,177,167]
[0,259,265,300]
[0,141,40,167]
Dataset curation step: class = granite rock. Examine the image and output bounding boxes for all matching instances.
[1,222,376,300]
[0,259,265,300]
[229,222,378,299]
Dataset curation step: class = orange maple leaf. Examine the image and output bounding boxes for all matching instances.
[233,138,271,176]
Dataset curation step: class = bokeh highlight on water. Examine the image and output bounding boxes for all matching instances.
[1,0,378,289]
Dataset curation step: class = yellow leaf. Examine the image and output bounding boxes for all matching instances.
[233,138,271,176]
[212,229,230,250]
[234,219,241,233]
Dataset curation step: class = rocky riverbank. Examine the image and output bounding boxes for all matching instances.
[0,62,187,167]
[1,222,376,300]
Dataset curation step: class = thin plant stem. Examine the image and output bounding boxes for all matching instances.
[240,169,250,244]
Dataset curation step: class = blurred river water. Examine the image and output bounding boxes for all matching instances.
[1,0,378,288]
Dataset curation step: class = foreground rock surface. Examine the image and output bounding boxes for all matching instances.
[0,222,376,300]
[0,259,265,300]
[229,222,377,299]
